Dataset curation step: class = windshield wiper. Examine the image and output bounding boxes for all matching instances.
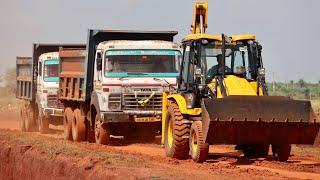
[118,76,128,80]
[153,78,170,85]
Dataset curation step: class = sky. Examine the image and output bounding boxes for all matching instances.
[0,0,319,82]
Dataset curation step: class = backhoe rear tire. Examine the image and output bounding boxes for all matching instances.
[63,107,73,141]
[72,108,86,142]
[189,121,209,163]
[272,144,291,162]
[164,102,190,160]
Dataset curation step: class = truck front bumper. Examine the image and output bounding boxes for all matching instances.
[101,110,162,123]
[44,108,64,117]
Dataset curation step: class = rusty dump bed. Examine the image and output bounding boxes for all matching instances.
[202,96,320,145]
[16,57,32,100]
[59,48,87,101]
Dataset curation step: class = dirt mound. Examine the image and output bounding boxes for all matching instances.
[0,141,129,179]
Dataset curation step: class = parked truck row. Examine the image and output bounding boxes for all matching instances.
[17,44,85,133]
[17,30,181,144]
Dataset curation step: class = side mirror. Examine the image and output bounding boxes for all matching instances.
[96,52,102,71]
[96,58,102,71]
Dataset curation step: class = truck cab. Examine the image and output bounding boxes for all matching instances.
[94,40,181,121]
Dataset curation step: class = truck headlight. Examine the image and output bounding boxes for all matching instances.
[108,102,121,110]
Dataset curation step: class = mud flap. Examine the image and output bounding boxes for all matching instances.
[201,96,320,145]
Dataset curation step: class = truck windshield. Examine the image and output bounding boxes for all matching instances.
[44,59,59,82]
[104,50,181,77]
[202,44,249,79]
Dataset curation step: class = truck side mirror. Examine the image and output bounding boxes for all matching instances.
[96,52,102,71]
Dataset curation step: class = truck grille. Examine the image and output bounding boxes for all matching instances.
[123,93,162,110]
[47,94,64,109]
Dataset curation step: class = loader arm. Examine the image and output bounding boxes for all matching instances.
[191,2,208,34]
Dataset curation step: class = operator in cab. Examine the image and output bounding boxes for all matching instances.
[207,54,232,78]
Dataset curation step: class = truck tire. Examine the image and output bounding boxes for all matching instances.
[72,108,86,142]
[95,114,110,145]
[25,107,35,132]
[189,121,209,163]
[164,102,190,160]
[38,112,49,134]
[20,107,26,132]
[63,107,73,141]
[272,144,291,162]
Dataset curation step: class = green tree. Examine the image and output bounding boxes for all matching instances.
[298,79,306,88]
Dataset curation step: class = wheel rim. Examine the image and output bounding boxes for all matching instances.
[191,129,198,154]
[167,117,174,148]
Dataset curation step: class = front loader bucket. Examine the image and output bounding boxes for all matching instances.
[201,96,320,145]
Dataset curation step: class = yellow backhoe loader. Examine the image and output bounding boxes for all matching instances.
[161,1,320,163]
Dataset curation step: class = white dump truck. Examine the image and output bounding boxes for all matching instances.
[16,44,85,133]
[58,30,181,143]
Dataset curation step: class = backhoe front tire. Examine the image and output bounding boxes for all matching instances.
[189,121,209,163]
[72,108,86,142]
[164,102,190,160]
[63,107,73,141]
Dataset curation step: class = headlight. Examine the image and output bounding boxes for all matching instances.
[108,94,121,110]
[108,102,121,110]
[258,68,265,76]
[185,93,195,108]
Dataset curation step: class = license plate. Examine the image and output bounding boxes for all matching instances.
[135,117,159,122]
[54,110,63,116]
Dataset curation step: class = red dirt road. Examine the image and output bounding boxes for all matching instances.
[1,113,320,179]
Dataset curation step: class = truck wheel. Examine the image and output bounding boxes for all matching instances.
[272,144,291,162]
[95,114,110,145]
[20,107,26,132]
[72,108,86,142]
[164,102,190,160]
[63,107,73,141]
[243,144,269,158]
[25,107,35,132]
[189,121,209,163]
[38,112,49,134]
